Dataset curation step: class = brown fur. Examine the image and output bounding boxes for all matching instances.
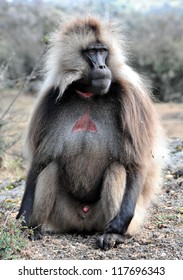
[22,15,167,247]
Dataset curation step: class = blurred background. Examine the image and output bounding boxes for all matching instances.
[0,0,183,179]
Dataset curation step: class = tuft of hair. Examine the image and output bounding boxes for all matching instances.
[41,15,128,97]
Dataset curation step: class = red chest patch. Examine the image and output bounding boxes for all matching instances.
[72,112,97,132]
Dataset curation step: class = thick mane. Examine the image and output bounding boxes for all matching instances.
[118,78,157,165]
[31,15,166,168]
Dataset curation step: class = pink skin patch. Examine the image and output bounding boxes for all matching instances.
[76,90,94,98]
[82,206,89,213]
[72,112,97,132]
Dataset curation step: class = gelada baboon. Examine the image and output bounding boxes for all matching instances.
[17,15,167,250]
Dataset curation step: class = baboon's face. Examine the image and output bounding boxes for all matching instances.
[74,42,112,95]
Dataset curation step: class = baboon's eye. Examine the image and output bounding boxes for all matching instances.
[87,49,96,56]
[98,48,108,54]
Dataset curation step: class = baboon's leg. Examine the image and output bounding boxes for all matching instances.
[97,162,127,250]
[29,162,58,238]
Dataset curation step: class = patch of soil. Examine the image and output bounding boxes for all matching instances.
[156,103,183,139]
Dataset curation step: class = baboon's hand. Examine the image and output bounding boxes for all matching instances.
[20,223,43,241]
[28,227,43,241]
[96,233,125,250]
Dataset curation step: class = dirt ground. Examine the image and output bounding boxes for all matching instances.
[0,90,183,259]
[155,103,183,139]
